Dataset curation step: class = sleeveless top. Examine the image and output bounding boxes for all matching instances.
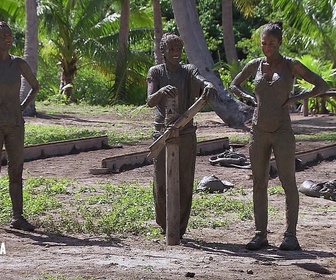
[252,56,295,132]
[0,55,24,126]
[147,63,205,132]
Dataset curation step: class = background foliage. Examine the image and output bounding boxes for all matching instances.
[0,0,335,108]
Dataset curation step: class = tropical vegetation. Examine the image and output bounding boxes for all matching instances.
[0,0,334,113]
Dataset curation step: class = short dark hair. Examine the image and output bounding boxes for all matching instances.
[0,21,10,29]
[159,33,183,55]
[261,21,283,42]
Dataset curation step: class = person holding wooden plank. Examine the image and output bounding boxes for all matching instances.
[146,33,217,239]
[0,21,39,231]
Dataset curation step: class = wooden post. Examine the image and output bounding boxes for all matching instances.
[165,128,180,245]
[303,98,308,116]
[149,96,207,245]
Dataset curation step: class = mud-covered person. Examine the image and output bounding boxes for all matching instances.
[0,21,39,231]
[230,22,329,250]
[146,33,217,238]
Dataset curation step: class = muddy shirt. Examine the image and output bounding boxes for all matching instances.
[0,55,23,126]
[147,63,206,133]
[251,57,295,132]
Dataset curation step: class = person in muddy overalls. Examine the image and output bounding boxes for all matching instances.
[146,33,217,238]
[0,21,39,231]
[230,22,329,250]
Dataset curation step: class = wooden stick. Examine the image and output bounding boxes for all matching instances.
[148,97,207,159]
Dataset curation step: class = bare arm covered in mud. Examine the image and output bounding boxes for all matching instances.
[229,59,258,106]
[282,60,330,107]
[19,58,40,111]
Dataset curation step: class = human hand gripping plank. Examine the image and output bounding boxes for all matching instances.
[148,96,207,159]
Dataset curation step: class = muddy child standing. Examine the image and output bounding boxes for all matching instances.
[0,21,39,231]
[230,22,329,250]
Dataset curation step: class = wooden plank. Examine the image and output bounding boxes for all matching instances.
[270,143,336,169]
[100,151,152,173]
[1,136,108,164]
[91,138,230,174]
[197,137,229,155]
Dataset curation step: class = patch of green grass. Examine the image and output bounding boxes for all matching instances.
[0,176,70,222]
[0,176,256,237]
[190,192,254,229]
[315,205,336,213]
[24,123,151,146]
[25,102,154,146]
[107,127,151,143]
[224,133,250,145]
[35,272,93,280]
[25,124,105,145]
[295,131,336,142]
[36,102,148,117]
[269,186,285,195]
[0,180,12,221]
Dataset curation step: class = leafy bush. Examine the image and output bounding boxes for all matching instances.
[72,67,112,106]
[37,62,112,106]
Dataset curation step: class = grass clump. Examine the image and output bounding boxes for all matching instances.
[0,176,257,238]
[190,191,254,229]
[35,272,93,280]
[25,124,105,145]
[295,131,336,142]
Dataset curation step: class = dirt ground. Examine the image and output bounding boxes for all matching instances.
[1,110,336,280]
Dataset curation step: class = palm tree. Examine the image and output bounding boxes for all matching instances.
[0,0,38,115]
[152,0,163,65]
[272,0,336,66]
[0,0,25,23]
[113,0,130,103]
[38,0,120,102]
[296,55,335,114]
[21,0,38,116]
[221,0,259,77]
[39,0,154,104]
[222,0,238,69]
[108,0,154,104]
[273,0,336,113]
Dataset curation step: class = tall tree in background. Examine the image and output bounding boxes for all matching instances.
[21,0,38,116]
[221,0,238,70]
[110,0,154,104]
[0,0,38,115]
[113,0,130,103]
[171,0,252,127]
[152,0,163,64]
[221,0,259,76]
[38,0,122,102]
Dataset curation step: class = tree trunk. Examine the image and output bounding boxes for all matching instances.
[21,0,38,116]
[320,97,328,114]
[222,0,239,74]
[153,0,163,65]
[113,0,130,103]
[171,0,252,127]
[60,54,77,102]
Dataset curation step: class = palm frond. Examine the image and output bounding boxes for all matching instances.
[0,0,25,25]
